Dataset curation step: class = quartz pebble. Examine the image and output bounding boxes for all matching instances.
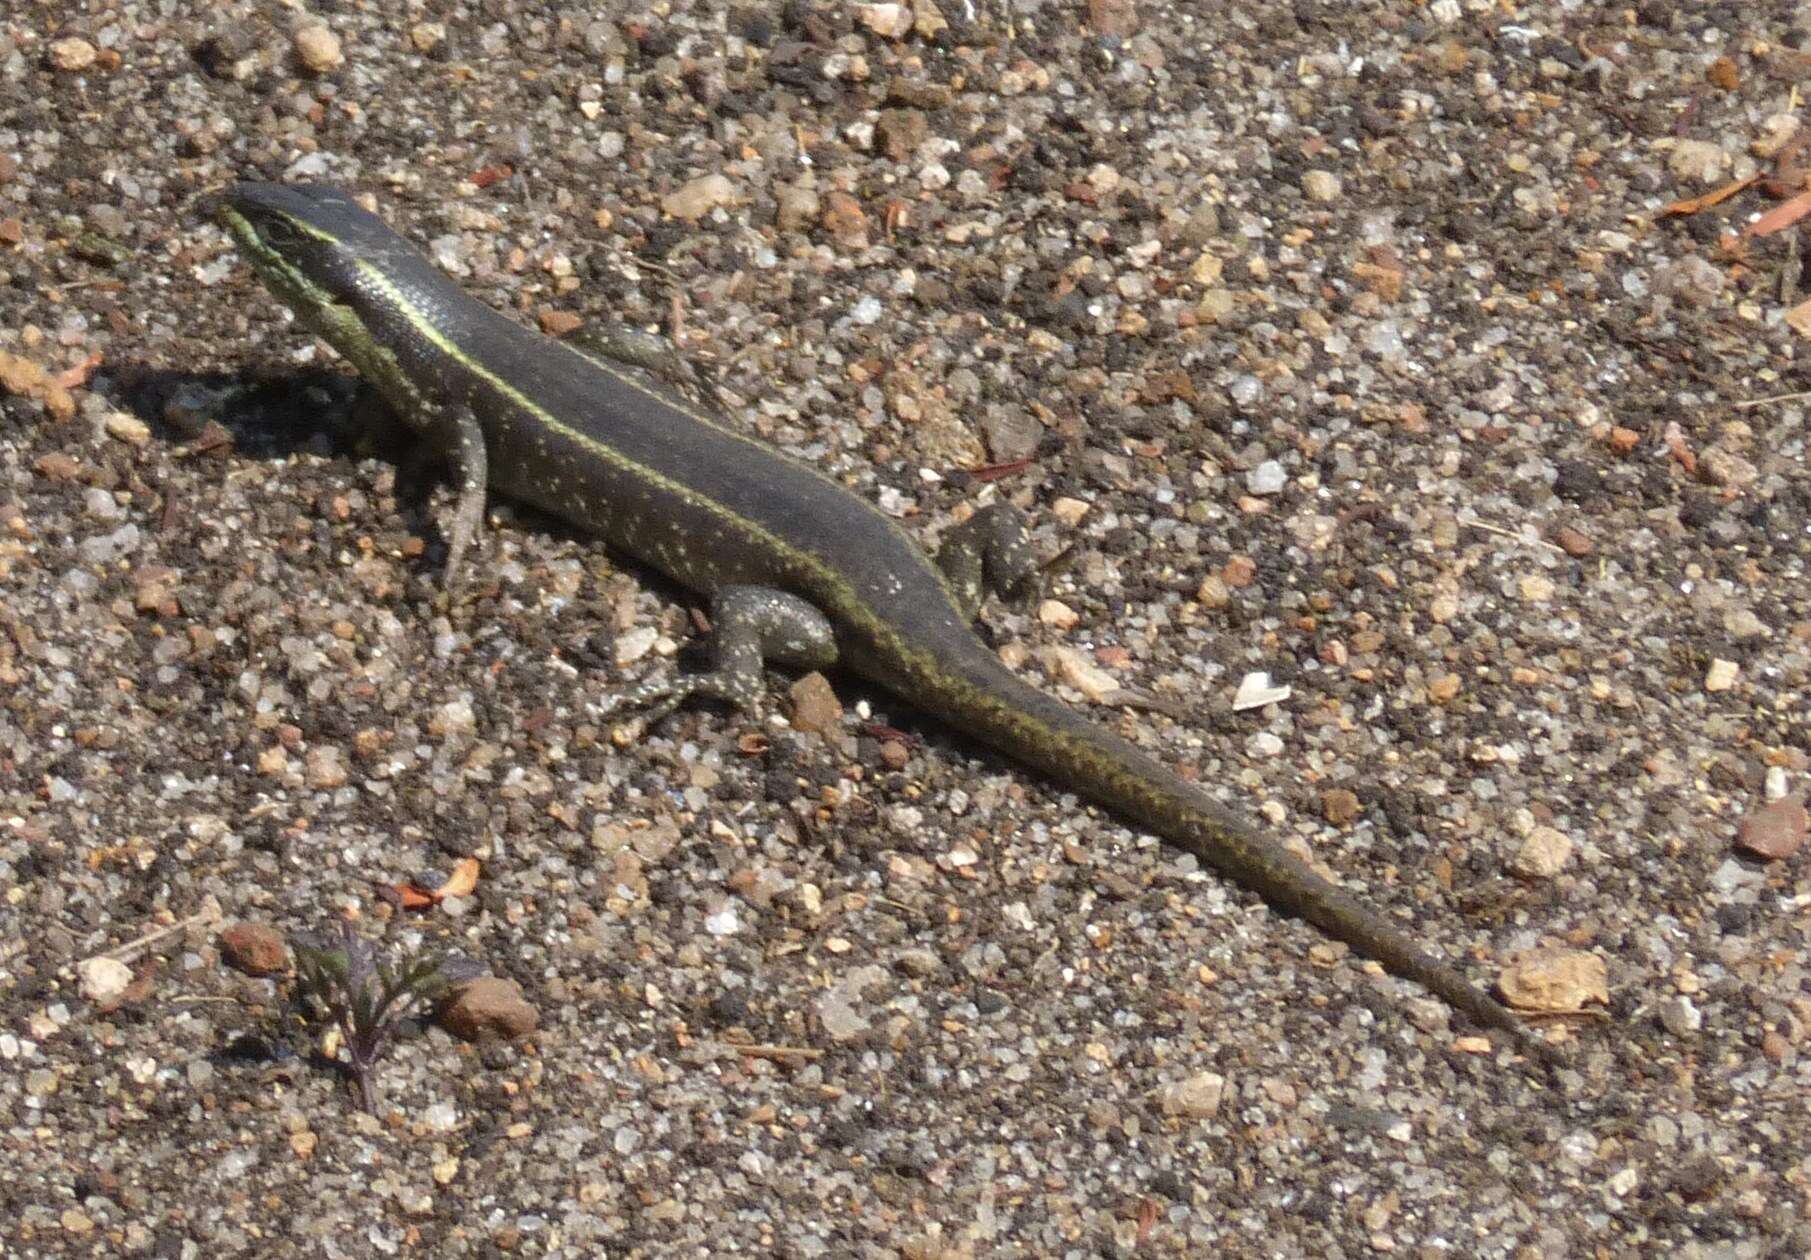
[78,957,132,1003]
[48,38,98,71]
[1704,659,1739,693]
[1160,1070,1226,1118]
[1245,461,1287,495]
[1511,826,1573,878]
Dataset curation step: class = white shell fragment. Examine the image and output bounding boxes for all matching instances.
[1232,671,1292,712]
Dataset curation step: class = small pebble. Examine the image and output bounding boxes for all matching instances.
[787,672,843,732]
[1498,949,1607,1013]
[438,977,539,1041]
[1247,731,1285,758]
[78,956,132,1003]
[1703,658,1738,693]
[293,24,344,73]
[1301,170,1342,202]
[613,625,658,667]
[896,947,941,977]
[1666,139,1726,185]
[1550,525,1594,557]
[1511,826,1573,878]
[817,968,884,1042]
[1722,607,1768,642]
[1736,795,1806,860]
[1517,574,1554,603]
[1195,288,1235,323]
[1321,788,1360,827]
[1221,556,1256,588]
[220,922,288,977]
[1160,1070,1225,1118]
[1658,995,1702,1037]
[539,309,583,337]
[104,411,151,447]
[855,3,913,38]
[1246,461,1287,496]
[1765,766,1789,801]
[1753,112,1801,159]
[663,174,738,221]
[1044,646,1118,703]
[48,38,98,72]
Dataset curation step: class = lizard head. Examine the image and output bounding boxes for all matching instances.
[217,180,452,412]
[216,181,412,315]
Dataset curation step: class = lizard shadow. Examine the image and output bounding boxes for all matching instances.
[116,365,1077,803]
[111,364,913,679]
[115,364,507,571]
[115,364,390,460]
[114,363,1040,742]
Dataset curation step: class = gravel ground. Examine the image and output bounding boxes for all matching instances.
[3,1,1811,1256]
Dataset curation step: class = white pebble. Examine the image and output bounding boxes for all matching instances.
[1245,461,1287,496]
[1248,732,1285,757]
[78,957,132,1004]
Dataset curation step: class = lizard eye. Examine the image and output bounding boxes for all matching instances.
[256,215,305,251]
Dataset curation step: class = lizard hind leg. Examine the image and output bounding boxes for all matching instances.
[935,503,1039,618]
[606,585,840,724]
[557,323,723,412]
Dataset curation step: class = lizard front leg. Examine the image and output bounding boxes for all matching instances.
[426,401,487,587]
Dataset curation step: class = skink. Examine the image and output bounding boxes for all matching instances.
[217,180,1551,1061]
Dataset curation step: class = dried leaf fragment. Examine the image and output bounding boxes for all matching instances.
[1749,187,1811,238]
[391,856,480,908]
[1656,173,1757,219]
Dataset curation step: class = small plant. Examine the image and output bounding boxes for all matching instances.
[291,921,470,1113]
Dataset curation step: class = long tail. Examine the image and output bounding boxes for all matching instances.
[914,642,1552,1059]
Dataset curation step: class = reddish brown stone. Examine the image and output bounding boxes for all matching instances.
[1736,795,1807,861]
[437,977,538,1041]
[787,672,843,733]
[538,309,583,337]
[1550,525,1594,558]
[220,922,288,976]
